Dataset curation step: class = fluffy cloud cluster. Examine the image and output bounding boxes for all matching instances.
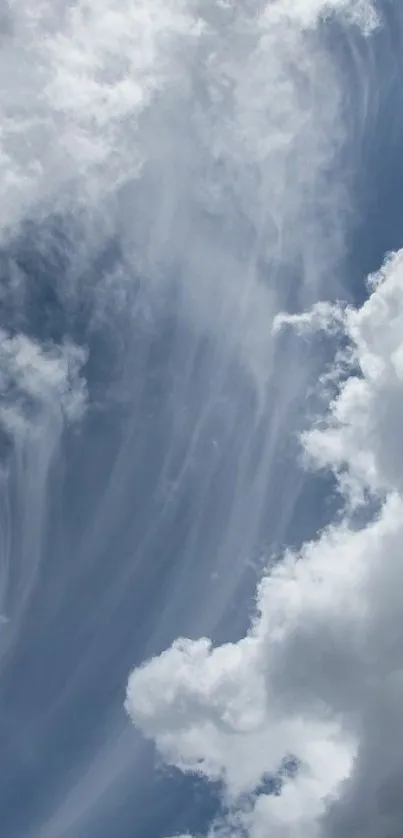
[126,248,403,838]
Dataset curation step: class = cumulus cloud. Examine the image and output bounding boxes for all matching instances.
[126,244,403,838]
[304,250,403,500]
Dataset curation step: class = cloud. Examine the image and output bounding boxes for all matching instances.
[0,330,87,438]
[0,328,87,646]
[0,0,201,234]
[273,300,346,337]
[304,250,403,498]
[126,240,403,838]
[0,0,393,836]
[0,0,377,357]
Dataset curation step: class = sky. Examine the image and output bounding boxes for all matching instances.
[1,1,403,837]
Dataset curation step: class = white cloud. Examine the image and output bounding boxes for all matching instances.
[0,0,377,385]
[0,330,87,683]
[304,250,403,500]
[126,244,403,838]
[0,330,87,438]
[0,329,87,637]
[0,0,201,233]
[273,300,346,337]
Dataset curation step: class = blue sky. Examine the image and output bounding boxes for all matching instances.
[1,2,403,837]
